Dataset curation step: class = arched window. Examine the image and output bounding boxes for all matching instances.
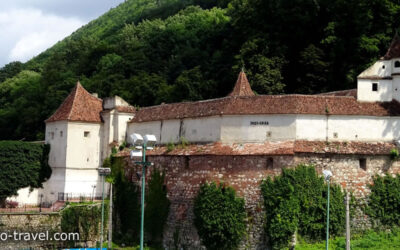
[395,61,400,68]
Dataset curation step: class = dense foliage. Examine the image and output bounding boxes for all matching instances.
[367,174,400,227]
[112,157,141,245]
[61,203,107,243]
[193,182,247,250]
[2,0,400,140]
[261,165,345,249]
[145,169,170,246]
[0,141,51,204]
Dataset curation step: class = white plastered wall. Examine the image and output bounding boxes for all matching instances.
[357,79,392,102]
[182,117,221,143]
[160,119,180,143]
[221,115,296,143]
[327,116,400,141]
[127,121,162,144]
[296,115,327,140]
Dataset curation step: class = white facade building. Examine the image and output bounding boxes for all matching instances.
[11,35,400,204]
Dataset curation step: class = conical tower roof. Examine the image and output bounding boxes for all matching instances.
[383,33,400,60]
[228,70,255,97]
[45,82,103,123]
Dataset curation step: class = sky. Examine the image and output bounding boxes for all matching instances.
[0,0,125,67]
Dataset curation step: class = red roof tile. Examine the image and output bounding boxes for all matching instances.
[130,95,400,123]
[115,105,136,113]
[316,89,357,98]
[46,82,103,123]
[228,71,255,97]
[383,34,400,60]
[116,140,395,157]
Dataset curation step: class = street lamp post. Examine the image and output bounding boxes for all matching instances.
[91,184,96,202]
[130,133,156,250]
[98,167,111,250]
[323,170,333,250]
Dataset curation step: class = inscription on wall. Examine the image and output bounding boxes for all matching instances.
[250,121,269,126]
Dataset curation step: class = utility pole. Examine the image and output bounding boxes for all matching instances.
[108,183,113,249]
[346,192,350,250]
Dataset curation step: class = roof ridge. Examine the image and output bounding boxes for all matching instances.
[67,82,80,120]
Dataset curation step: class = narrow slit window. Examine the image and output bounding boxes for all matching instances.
[359,158,367,171]
[60,131,63,137]
[267,157,274,169]
[372,83,378,91]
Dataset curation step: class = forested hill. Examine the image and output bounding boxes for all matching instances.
[0,0,399,140]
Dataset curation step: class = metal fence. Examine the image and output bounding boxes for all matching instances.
[57,192,103,202]
[0,204,59,214]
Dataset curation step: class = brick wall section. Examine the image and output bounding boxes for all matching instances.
[122,153,400,249]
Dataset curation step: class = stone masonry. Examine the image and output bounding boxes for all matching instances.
[120,151,400,249]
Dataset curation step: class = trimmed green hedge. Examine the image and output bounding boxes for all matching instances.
[0,141,51,202]
[194,182,247,250]
[261,165,345,249]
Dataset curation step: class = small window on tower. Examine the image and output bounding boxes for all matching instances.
[372,83,378,91]
[50,132,54,140]
[84,131,90,137]
[60,131,63,137]
[395,61,400,68]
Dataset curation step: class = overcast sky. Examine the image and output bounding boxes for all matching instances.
[0,0,125,67]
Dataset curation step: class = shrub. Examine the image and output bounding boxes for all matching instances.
[390,148,399,160]
[367,174,400,227]
[194,182,246,250]
[261,165,345,249]
[61,203,107,243]
[145,169,170,246]
[166,141,175,152]
[0,141,51,204]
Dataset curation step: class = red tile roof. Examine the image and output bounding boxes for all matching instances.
[46,82,103,123]
[116,140,395,156]
[130,95,400,123]
[316,89,357,98]
[228,71,255,97]
[115,105,136,113]
[383,34,400,60]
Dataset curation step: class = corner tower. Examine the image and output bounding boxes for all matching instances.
[358,34,400,102]
[44,82,103,202]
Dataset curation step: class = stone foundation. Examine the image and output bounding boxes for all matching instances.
[122,153,400,249]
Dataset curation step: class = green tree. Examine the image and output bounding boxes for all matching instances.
[367,174,400,227]
[0,141,51,205]
[261,165,345,249]
[0,61,23,83]
[145,169,170,246]
[194,182,247,250]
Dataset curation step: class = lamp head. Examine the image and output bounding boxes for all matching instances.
[130,133,143,148]
[130,149,142,159]
[323,170,333,181]
[143,134,157,149]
